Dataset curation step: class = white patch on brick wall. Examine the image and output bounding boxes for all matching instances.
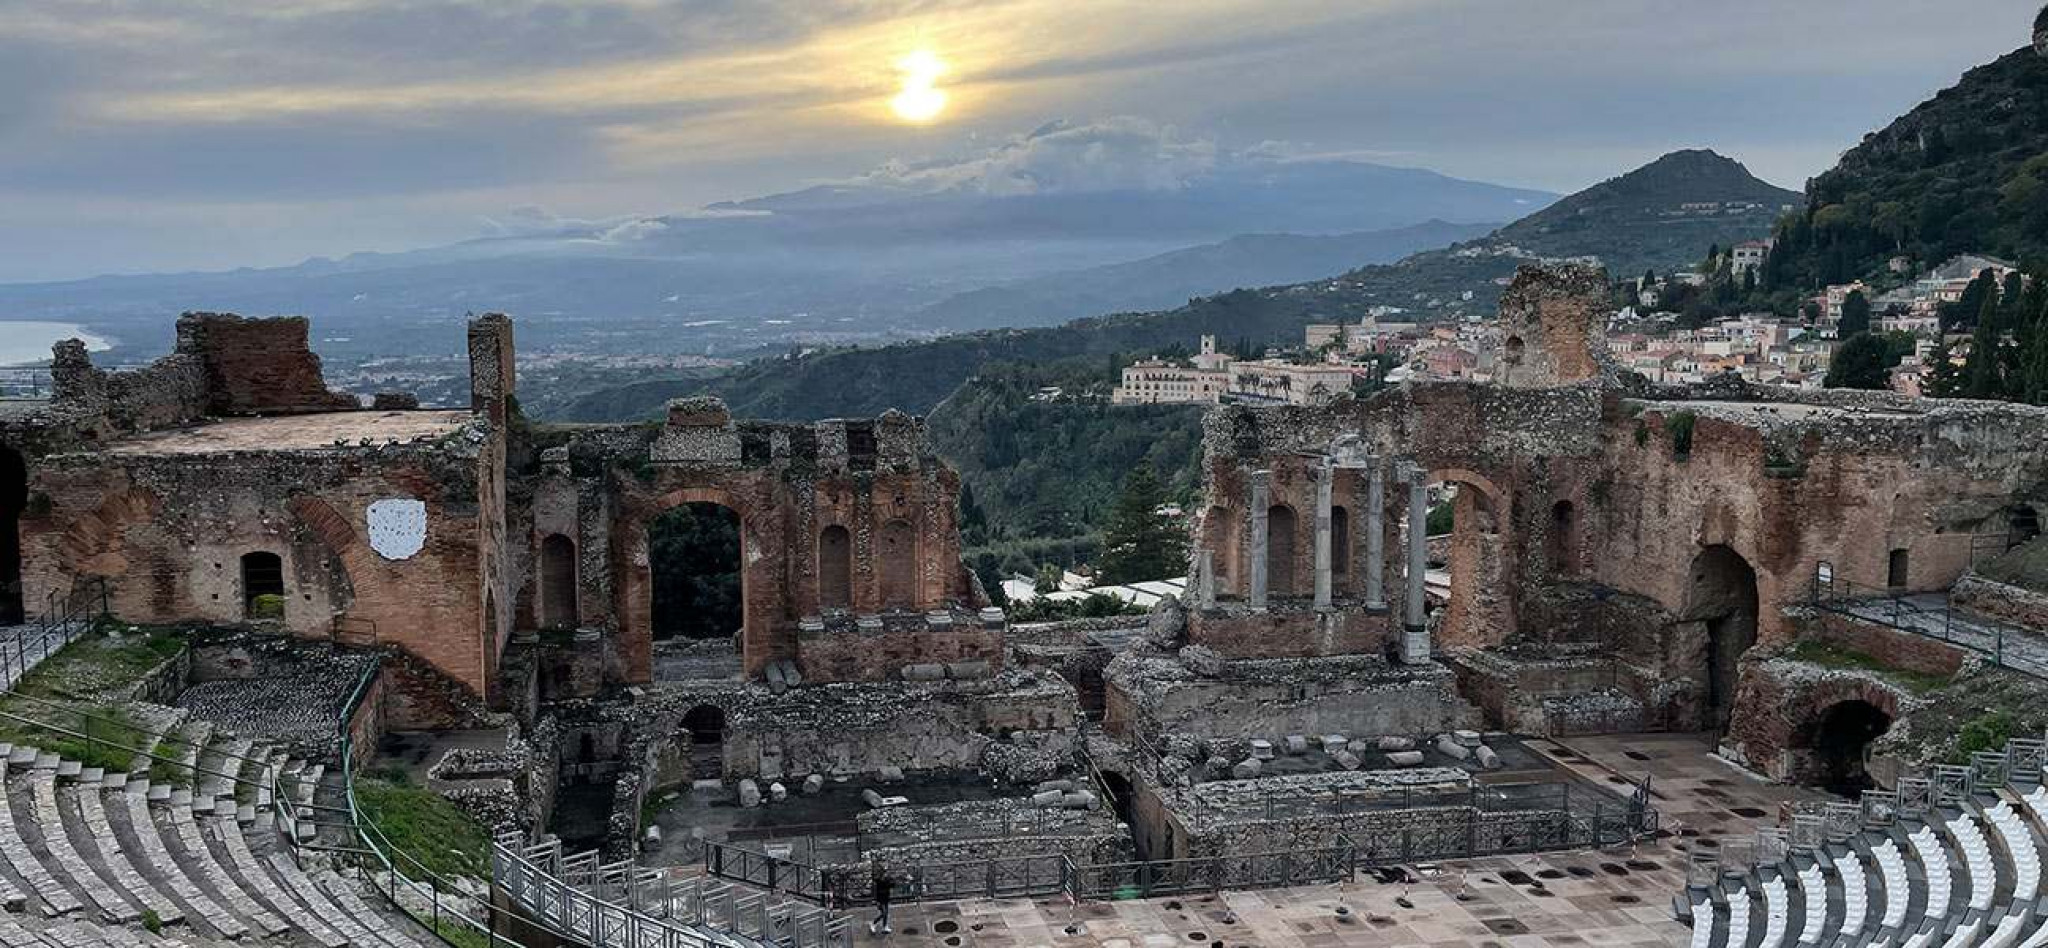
[367,498,428,560]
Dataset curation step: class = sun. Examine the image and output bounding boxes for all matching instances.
[890,49,949,123]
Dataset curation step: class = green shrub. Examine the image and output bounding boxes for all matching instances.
[1953,711,2020,762]
[1666,411,1697,458]
[249,594,285,620]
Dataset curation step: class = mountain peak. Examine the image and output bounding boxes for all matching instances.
[1483,149,1800,275]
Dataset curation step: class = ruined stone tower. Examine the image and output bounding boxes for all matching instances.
[1492,263,1613,389]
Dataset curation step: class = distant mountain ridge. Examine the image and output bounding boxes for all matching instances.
[912,220,1497,332]
[0,155,1552,364]
[564,149,1793,423]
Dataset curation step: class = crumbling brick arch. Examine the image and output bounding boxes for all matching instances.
[1422,468,1505,533]
[55,483,160,576]
[1421,468,1513,649]
[616,484,779,678]
[1760,677,1902,792]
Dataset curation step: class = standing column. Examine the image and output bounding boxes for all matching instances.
[1313,460,1334,608]
[1248,470,1271,610]
[1402,462,1430,663]
[1364,456,1386,611]
[1194,549,1215,610]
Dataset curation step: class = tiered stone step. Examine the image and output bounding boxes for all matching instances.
[158,804,290,940]
[104,777,245,942]
[62,772,184,927]
[0,738,444,948]
[24,764,143,923]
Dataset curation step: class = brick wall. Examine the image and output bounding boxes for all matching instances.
[20,439,495,699]
[174,313,357,416]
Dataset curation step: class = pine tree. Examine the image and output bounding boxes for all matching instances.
[1095,465,1189,584]
[1825,333,1893,390]
[1838,289,1872,337]
[1962,290,2006,398]
[1926,339,1963,398]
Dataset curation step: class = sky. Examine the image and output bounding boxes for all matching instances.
[1,0,2041,283]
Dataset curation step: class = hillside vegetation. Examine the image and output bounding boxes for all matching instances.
[1762,45,2048,289]
[562,285,1357,422]
[926,360,1204,577]
[1491,149,1799,276]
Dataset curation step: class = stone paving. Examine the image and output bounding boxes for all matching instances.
[843,733,1816,948]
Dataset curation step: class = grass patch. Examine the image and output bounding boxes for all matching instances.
[10,630,185,702]
[353,771,490,880]
[146,725,203,788]
[0,699,150,774]
[1784,639,1952,694]
[423,914,494,948]
[0,630,190,774]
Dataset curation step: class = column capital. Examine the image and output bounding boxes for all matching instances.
[1250,468,1273,487]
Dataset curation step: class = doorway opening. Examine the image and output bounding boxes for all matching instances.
[1811,700,1892,796]
[649,503,742,640]
[240,551,285,619]
[1266,504,1297,596]
[819,524,853,609]
[1686,545,1758,731]
[540,533,577,631]
[0,446,23,625]
[681,704,726,781]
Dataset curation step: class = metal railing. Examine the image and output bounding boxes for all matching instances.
[0,367,54,400]
[2,578,110,688]
[704,838,832,904]
[1807,565,2044,680]
[497,834,851,947]
[1070,836,1355,899]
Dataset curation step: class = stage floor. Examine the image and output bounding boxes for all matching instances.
[801,732,1819,947]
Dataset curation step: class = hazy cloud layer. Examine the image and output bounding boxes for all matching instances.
[0,0,2041,281]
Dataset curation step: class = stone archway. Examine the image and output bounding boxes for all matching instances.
[1420,469,1510,648]
[649,501,743,641]
[681,704,727,781]
[1685,544,1758,731]
[1809,699,1893,796]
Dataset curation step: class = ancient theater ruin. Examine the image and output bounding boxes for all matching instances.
[0,265,2045,946]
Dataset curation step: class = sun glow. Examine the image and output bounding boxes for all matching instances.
[890,49,949,123]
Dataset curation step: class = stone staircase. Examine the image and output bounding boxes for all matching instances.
[0,731,439,948]
[1679,770,2048,947]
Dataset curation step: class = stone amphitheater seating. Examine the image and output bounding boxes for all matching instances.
[0,733,437,948]
[1679,767,2048,948]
